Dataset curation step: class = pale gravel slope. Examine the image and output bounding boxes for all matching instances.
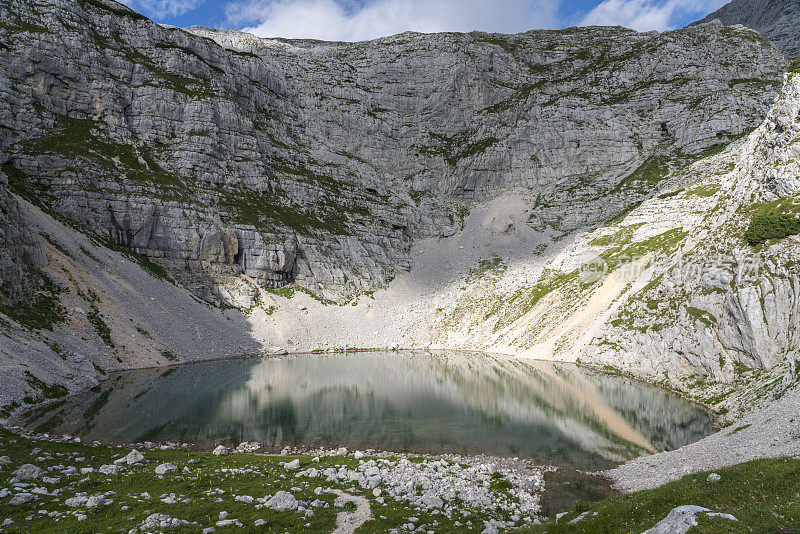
[607,382,800,492]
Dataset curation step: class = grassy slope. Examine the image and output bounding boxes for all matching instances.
[520,458,800,533]
[0,430,516,533]
[1,429,798,532]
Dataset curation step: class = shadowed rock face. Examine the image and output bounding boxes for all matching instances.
[694,0,800,59]
[0,168,46,304]
[0,0,786,297]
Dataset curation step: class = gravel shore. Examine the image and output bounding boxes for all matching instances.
[606,384,800,492]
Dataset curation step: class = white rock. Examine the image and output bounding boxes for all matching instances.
[9,493,35,505]
[155,463,178,475]
[643,505,737,534]
[283,459,301,470]
[124,450,144,465]
[212,445,228,456]
[13,464,43,480]
[99,465,119,475]
[264,491,298,512]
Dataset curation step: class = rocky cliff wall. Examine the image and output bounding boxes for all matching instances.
[417,71,800,419]
[0,0,787,297]
[0,166,46,303]
[695,0,800,59]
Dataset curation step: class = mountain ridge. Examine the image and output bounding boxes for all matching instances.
[693,0,800,58]
[0,0,798,435]
[0,0,786,302]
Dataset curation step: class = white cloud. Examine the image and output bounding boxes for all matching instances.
[579,0,727,32]
[226,0,560,42]
[119,0,204,19]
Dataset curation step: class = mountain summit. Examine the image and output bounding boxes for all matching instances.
[694,0,800,58]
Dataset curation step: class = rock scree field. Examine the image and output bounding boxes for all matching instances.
[1,0,800,531]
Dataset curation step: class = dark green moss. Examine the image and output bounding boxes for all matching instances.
[24,371,68,401]
[744,214,800,245]
[0,272,65,331]
[88,305,115,348]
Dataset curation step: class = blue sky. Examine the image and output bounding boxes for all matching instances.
[119,0,729,41]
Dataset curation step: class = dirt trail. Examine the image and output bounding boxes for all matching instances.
[325,489,373,534]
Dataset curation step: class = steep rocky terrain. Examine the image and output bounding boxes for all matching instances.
[695,0,800,58]
[0,0,786,303]
[0,166,46,303]
[417,68,800,421]
[0,0,799,435]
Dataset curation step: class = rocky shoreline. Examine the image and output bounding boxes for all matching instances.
[0,426,552,533]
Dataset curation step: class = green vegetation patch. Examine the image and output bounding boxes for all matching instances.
[219,189,349,236]
[20,114,184,189]
[729,423,752,435]
[0,20,50,34]
[611,155,671,194]
[686,306,717,327]
[518,457,800,533]
[744,214,800,246]
[0,271,65,331]
[0,429,526,533]
[468,257,508,282]
[686,183,721,197]
[507,269,579,318]
[265,284,336,305]
[447,137,499,166]
[599,228,687,273]
[22,371,68,405]
[789,55,800,76]
[93,238,174,283]
[87,305,115,348]
[420,131,500,167]
[605,202,642,227]
[78,0,150,21]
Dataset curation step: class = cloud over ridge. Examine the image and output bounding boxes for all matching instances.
[226,0,560,42]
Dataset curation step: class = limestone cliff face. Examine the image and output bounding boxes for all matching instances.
[0,166,46,303]
[588,72,800,384]
[0,0,786,298]
[423,71,800,417]
[695,0,800,59]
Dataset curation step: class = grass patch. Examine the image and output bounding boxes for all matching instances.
[0,271,65,331]
[605,202,642,226]
[686,183,721,197]
[220,189,350,236]
[87,305,115,348]
[0,429,528,533]
[686,306,717,327]
[23,371,68,405]
[789,55,800,76]
[265,284,336,305]
[744,214,800,246]
[19,115,184,189]
[729,423,752,435]
[78,0,149,21]
[520,457,800,533]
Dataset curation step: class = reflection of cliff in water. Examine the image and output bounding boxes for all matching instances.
[21,351,715,470]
